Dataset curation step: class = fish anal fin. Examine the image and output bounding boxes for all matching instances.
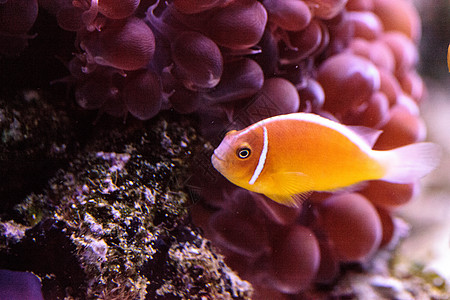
[328,181,368,195]
[348,125,382,147]
[266,194,296,206]
[265,192,312,207]
[265,172,314,207]
[291,191,313,207]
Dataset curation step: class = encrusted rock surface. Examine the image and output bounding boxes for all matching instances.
[0,98,252,299]
[0,90,77,212]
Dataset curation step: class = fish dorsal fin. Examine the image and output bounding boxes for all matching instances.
[347,125,382,148]
[265,172,314,207]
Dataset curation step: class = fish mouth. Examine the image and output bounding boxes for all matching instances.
[212,150,225,162]
[211,151,225,171]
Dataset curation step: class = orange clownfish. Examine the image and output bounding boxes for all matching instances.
[448,43,450,72]
[211,113,440,206]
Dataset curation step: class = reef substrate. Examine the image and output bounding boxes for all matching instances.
[0,93,252,299]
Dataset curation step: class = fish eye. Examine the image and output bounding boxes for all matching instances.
[237,147,251,159]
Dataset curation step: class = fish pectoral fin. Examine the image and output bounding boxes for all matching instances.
[272,171,314,193]
[265,172,314,207]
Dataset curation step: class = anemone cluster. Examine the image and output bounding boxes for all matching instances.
[1,0,427,297]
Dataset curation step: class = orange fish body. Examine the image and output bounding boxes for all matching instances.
[211,113,440,206]
[448,43,450,72]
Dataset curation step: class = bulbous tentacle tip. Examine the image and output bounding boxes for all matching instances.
[0,0,38,35]
[123,70,163,120]
[318,193,383,261]
[56,6,84,31]
[98,0,141,19]
[172,0,231,14]
[203,0,268,50]
[171,31,223,91]
[304,0,349,20]
[81,0,99,30]
[80,17,155,71]
[203,58,264,104]
[267,225,320,293]
[264,0,312,32]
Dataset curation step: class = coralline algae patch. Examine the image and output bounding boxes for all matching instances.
[0,117,252,299]
[0,0,438,298]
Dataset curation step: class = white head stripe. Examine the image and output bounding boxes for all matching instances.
[249,126,268,185]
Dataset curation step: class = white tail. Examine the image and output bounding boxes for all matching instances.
[380,142,441,184]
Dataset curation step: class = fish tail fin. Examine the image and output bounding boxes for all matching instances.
[380,142,441,184]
